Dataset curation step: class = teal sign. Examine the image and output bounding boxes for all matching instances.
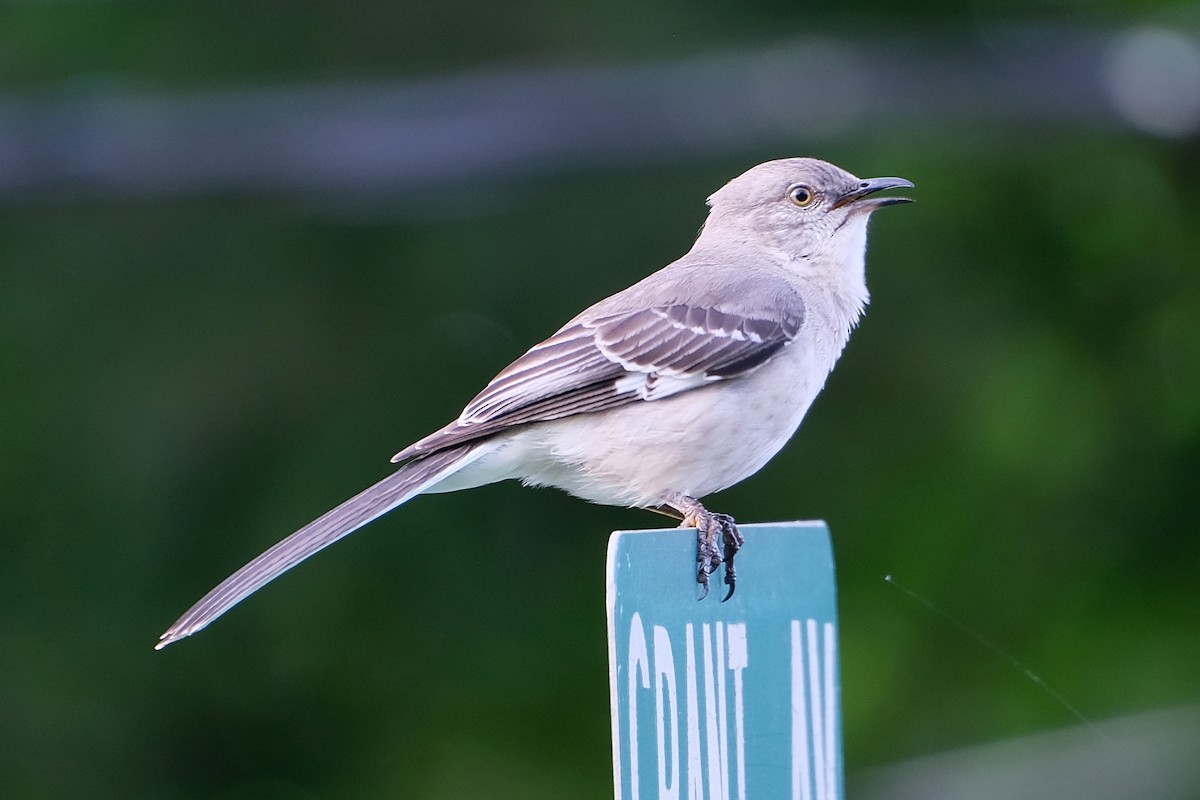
[606,521,843,800]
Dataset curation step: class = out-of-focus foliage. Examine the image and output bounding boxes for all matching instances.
[1,3,1198,799]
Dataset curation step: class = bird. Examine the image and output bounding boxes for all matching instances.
[156,157,912,650]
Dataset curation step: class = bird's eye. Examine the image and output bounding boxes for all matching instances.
[788,184,816,208]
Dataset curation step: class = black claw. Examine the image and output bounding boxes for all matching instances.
[721,546,738,602]
[716,515,743,602]
[696,525,718,600]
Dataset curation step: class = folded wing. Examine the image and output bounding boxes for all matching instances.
[393,299,804,461]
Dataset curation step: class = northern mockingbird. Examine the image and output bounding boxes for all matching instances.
[157,157,911,649]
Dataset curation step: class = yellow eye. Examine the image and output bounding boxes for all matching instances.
[788,184,816,208]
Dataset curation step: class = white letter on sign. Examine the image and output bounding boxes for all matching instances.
[727,623,748,800]
[685,625,704,800]
[628,613,650,800]
[791,619,839,800]
[653,625,680,800]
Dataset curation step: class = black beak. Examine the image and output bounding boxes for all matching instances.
[832,176,914,210]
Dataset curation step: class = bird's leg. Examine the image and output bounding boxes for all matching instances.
[656,496,742,601]
[647,504,685,522]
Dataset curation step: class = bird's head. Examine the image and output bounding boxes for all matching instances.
[701,157,912,268]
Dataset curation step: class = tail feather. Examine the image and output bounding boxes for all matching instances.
[156,444,484,649]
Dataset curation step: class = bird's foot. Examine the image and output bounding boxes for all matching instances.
[719,516,745,601]
[671,497,743,602]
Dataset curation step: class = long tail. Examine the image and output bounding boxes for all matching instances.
[156,443,486,649]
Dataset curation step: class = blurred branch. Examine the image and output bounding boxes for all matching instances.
[0,24,1196,201]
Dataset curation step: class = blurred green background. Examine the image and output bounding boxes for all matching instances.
[2,2,1199,798]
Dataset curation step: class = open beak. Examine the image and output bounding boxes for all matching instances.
[832,176,914,210]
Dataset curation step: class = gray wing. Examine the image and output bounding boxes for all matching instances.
[393,299,804,461]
